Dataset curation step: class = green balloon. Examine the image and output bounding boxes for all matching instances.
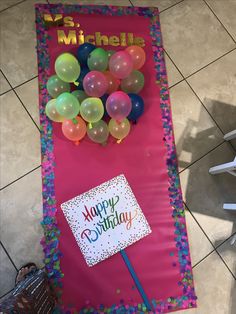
[56,92,80,119]
[72,90,88,104]
[55,53,81,83]
[87,120,109,144]
[46,75,70,98]
[45,99,64,122]
[80,97,104,123]
[87,48,108,71]
[120,70,145,94]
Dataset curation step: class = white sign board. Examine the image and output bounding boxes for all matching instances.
[61,174,151,266]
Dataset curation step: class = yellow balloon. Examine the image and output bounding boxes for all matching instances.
[45,99,64,122]
[108,118,130,141]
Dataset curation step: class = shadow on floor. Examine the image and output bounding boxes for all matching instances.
[176,99,236,313]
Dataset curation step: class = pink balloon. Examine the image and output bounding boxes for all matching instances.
[109,51,133,79]
[83,71,108,97]
[106,91,132,122]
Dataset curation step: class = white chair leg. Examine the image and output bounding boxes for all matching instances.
[223,129,236,141]
[223,203,236,210]
[209,157,236,175]
[230,234,236,246]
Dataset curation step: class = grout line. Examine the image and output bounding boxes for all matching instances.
[13,75,38,90]
[159,0,185,14]
[168,78,185,90]
[0,70,40,133]
[178,140,225,174]
[0,288,14,300]
[0,88,13,97]
[0,165,41,192]
[163,50,226,137]
[129,0,134,6]
[0,0,26,14]
[185,204,236,279]
[203,0,236,45]
[128,0,185,12]
[192,249,215,269]
[14,88,40,132]
[215,232,236,251]
[186,80,225,135]
[185,47,236,80]
[185,203,216,249]
[0,241,18,272]
[0,75,39,97]
[215,249,236,280]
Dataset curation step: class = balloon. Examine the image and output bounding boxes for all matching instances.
[87,120,109,144]
[46,75,70,98]
[103,71,120,94]
[120,70,144,93]
[83,71,108,97]
[77,43,96,65]
[106,91,132,122]
[107,50,115,59]
[71,90,88,104]
[76,67,90,90]
[55,53,81,83]
[109,51,133,79]
[87,48,108,71]
[128,94,144,122]
[125,46,146,70]
[80,97,104,124]
[56,92,80,119]
[62,116,86,143]
[45,99,64,122]
[108,118,131,142]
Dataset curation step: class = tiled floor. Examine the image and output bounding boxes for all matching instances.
[0,0,235,312]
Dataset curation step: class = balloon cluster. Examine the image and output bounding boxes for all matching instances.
[45,43,146,145]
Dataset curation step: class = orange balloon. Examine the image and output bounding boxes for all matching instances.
[62,116,86,143]
[125,46,146,70]
[103,71,120,94]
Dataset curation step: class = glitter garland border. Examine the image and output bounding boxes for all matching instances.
[35,4,197,313]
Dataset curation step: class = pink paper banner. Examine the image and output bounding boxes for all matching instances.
[35,4,197,313]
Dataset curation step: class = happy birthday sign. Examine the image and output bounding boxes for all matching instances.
[61,174,151,266]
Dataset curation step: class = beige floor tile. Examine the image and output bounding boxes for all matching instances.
[0,168,44,269]
[0,244,17,296]
[0,91,41,188]
[160,0,236,77]
[15,78,39,127]
[187,50,236,135]
[0,0,46,87]
[174,252,236,314]
[165,53,183,87]
[130,0,181,11]
[217,235,236,277]
[170,81,223,171]
[0,0,23,11]
[185,209,214,266]
[180,142,236,245]
[0,72,11,95]
[49,0,131,5]
[206,0,236,41]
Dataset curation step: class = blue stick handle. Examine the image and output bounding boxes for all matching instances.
[120,249,152,311]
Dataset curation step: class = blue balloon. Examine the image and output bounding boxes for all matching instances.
[77,43,96,66]
[76,67,90,90]
[128,93,144,122]
[101,94,109,118]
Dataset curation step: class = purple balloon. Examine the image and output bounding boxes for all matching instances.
[83,71,108,97]
[106,91,132,122]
